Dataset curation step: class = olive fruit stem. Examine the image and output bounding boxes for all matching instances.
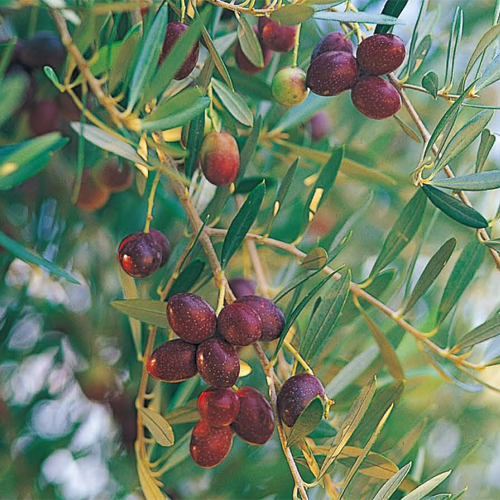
[216,281,226,315]
[292,24,301,68]
[283,340,314,375]
[144,169,161,234]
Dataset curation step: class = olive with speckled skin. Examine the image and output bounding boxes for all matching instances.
[147,339,198,382]
[197,387,240,427]
[118,231,162,278]
[271,67,309,107]
[228,277,257,299]
[306,51,359,97]
[199,132,240,187]
[218,302,262,346]
[76,169,110,212]
[159,22,199,80]
[235,26,272,75]
[149,229,171,267]
[196,338,240,388]
[235,295,285,341]
[94,161,134,193]
[166,293,216,344]
[231,386,274,445]
[356,34,405,76]
[311,32,354,61]
[258,16,296,53]
[277,373,325,427]
[190,420,233,468]
[351,76,401,120]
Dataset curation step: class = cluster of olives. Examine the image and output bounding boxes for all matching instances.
[118,229,171,278]
[76,161,134,211]
[143,291,284,467]
[306,32,405,119]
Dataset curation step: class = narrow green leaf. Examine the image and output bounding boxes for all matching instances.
[221,182,266,269]
[422,185,488,228]
[143,6,211,104]
[201,27,233,91]
[318,377,377,479]
[422,81,477,163]
[401,0,428,79]
[168,259,206,298]
[433,110,494,174]
[400,471,451,500]
[136,447,167,500]
[71,123,143,164]
[287,396,325,447]
[375,0,410,34]
[237,17,263,68]
[338,404,394,499]
[476,52,500,91]
[111,299,169,328]
[301,248,328,270]
[128,2,169,110]
[142,87,210,130]
[475,129,496,172]
[336,446,399,480]
[372,463,413,500]
[394,115,422,143]
[443,7,463,90]
[109,23,142,92]
[461,23,500,90]
[388,418,428,463]
[239,115,262,178]
[370,190,427,278]
[0,133,68,190]
[184,113,205,179]
[403,238,457,315]
[422,71,439,98]
[313,11,404,25]
[272,272,338,361]
[300,271,351,368]
[274,94,326,132]
[359,306,404,380]
[166,400,199,425]
[453,314,500,351]
[212,78,253,127]
[437,239,485,325]
[485,238,500,251]
[302,146,344,230]
[408,34,432,76]
[119,268,142,357]
[140,407,175,447]
[265,157,299,234]
[431,171,500,191]
[43,66,61,87]
[271,5,314,25]
[0,231,80,285]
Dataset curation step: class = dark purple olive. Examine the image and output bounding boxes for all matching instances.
[356,34,406,76]
[218,302,262,346]
[190,420,233,468]
[351,76,401,119]
[197,387,240,427]
[196,338,240,388]
[147,339,198,382]
[19,31,66,70]
[228,277,257,299]
[118,231,162,278]
[235,295,285,341]
[311,32,354,61]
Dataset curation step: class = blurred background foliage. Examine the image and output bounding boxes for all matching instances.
[1,0,500,499]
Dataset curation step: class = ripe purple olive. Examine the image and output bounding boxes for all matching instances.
[76,169,110,212]
[190,420,233,468]
[231,386,274,445]
[159,22,199,80]
[356,34,406,76]
[235,295,285,341]
[29,100,62,136]
[311,32,354,61]
[271,67,309,107]
[19,31,66,70]
[235,26,273,75]
[147,339,198,382]
[229,277,257,299]
[258,16,296,53]
[197,387,240,427]
[218,302,262,346]
[166,293,216,344]
[306,51,359,96]
[199,132,240,186]
[94,160,134,193]
[196,338,240,388]
[118,231,162,278]
[351,76,401,119]
[309,111,332,142]
[149,229,171,268]
[277,373,325,427]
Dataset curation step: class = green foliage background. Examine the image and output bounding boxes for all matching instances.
[1,0,500,499]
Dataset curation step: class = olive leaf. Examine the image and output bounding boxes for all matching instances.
[111,299,169,328]
[372,463,413,500]
[140,407,175,446]
[286,396,325,447]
